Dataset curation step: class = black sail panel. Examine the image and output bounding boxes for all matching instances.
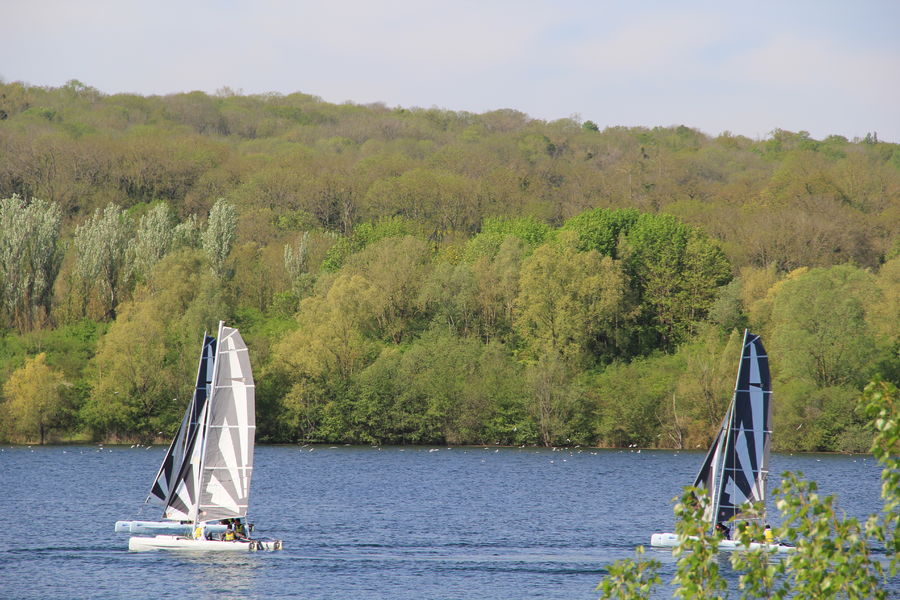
[693,424,724,490]
[148,408,191,504]
[156,334,217,520]
[147,334,216,508]
[715,331,772,523]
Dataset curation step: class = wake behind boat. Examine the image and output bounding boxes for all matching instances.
[650,330,792,554]
[116,321,282,552]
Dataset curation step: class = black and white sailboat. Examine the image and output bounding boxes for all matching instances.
[651,330,791,553]
[115,322,282,551]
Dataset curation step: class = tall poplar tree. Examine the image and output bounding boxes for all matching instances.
[0,195,63,331]
[128,202,175,282]
[74,203,132,320]
[202,198,237,279]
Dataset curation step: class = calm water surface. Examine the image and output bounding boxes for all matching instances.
[0,445,894,599]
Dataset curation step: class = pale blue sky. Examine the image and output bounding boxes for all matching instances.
[3,0,899,141]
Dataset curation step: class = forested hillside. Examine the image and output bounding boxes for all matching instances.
[1,80,897,451]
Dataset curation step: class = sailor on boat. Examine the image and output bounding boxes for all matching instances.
[223,521,236,541]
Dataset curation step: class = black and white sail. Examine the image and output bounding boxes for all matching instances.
[146,334,216,508]
[693,330,772,527]
[160,322,256,524]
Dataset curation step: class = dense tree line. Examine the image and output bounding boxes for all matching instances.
[0,81,897,450]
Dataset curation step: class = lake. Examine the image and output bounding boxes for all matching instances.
[0,445,894,599]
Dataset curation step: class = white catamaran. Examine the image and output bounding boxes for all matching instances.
[115,321,282,551]
[651,330,792,553]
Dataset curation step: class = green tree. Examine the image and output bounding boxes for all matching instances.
[347,332,530,446]
[769,265,878,388]
[173,213,201,248]
[271,274,380,440]
[515,232,629,366]
[864,379,900,575]
[471,236,526,342]
[283,231,311,296]
[0,195,63,331]
[596,545,660,600]
[1,352,66,444]
[321,217,420,272]
[772,472,884,599]
[343,235,431,343]
[869,257,900,384]
[463,216,552,261]
[561,207,640,258]
[670,488,728,599]
[669,328,742,449]
[364,168,477,240]
[707,279,747,332]
[128,202,176,282]
[73,203,132,320]
[525,353,577,447]
[420,260,479,336]
[202,198,237,279]
[593,352,683,448]
[81,249,225,440]
[392,329,504,444]
[620,213,732,350]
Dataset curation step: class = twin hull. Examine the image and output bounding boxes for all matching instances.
[650,532,793,554]
[128,535,282,552]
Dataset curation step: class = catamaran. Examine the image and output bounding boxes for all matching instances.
[115,321,282,551]
[651,330,792,553]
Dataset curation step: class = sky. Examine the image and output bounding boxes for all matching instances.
[3,0,899,142]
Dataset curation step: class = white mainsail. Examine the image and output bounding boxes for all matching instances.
[196,324,256,522]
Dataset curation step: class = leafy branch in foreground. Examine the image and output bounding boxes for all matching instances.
[730,518,780,599]
[864,379,900,575]
[772,472,883,599]
[671,488,727,598]
[596,545,660,600]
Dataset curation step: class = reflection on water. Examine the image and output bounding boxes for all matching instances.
[182,553,259,599]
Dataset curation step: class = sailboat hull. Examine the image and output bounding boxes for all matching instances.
[128,534,283,552]
[650,532,793,554]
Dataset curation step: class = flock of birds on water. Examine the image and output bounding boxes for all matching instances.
[0,444,873,465]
